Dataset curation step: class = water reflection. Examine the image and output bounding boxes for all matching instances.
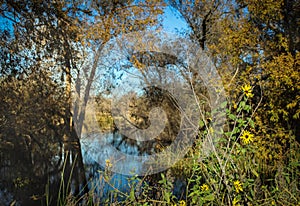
[82,132,142,202]
[0,129,186,205]
[0,132,150,205]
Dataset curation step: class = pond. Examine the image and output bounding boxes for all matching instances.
[0,131,185,205]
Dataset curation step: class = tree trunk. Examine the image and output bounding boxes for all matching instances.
[62,40,88,199]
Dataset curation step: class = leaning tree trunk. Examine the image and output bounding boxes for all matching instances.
[61,41,88,199]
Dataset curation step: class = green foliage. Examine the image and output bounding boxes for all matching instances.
[174,88,299,206]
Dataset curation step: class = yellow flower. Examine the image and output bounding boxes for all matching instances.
[233,102,237,109]
[240,130,254,144]
[179,200,186,206]
[241,85,254,98]
[200,184,209,191]
[233,180,243,193]
[105,159,112,168]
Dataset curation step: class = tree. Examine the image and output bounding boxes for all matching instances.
[0,69,66,205]
[0,0,165,203]
[172,0,299,157]
[72,0,164,138]
[171,0,300,184]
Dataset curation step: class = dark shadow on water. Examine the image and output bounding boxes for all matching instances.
[0,129,185,205]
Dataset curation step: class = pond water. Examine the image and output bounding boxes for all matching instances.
[0,132,185,205]
[81,132,143,201]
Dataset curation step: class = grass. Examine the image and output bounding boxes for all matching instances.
[44,89,299,206]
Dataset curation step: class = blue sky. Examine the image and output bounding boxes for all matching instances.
[0,16,13,33]
[0,5,188,35]
[162,6,189,33]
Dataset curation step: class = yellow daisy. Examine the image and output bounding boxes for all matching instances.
[179,200,186,206]
[233,180,243,193]
[241,85,254,98]
[201,184,209,191]
[240,130,254,144]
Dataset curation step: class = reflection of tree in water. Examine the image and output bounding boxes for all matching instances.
[0,70,86,205]
[111,86,181,155]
